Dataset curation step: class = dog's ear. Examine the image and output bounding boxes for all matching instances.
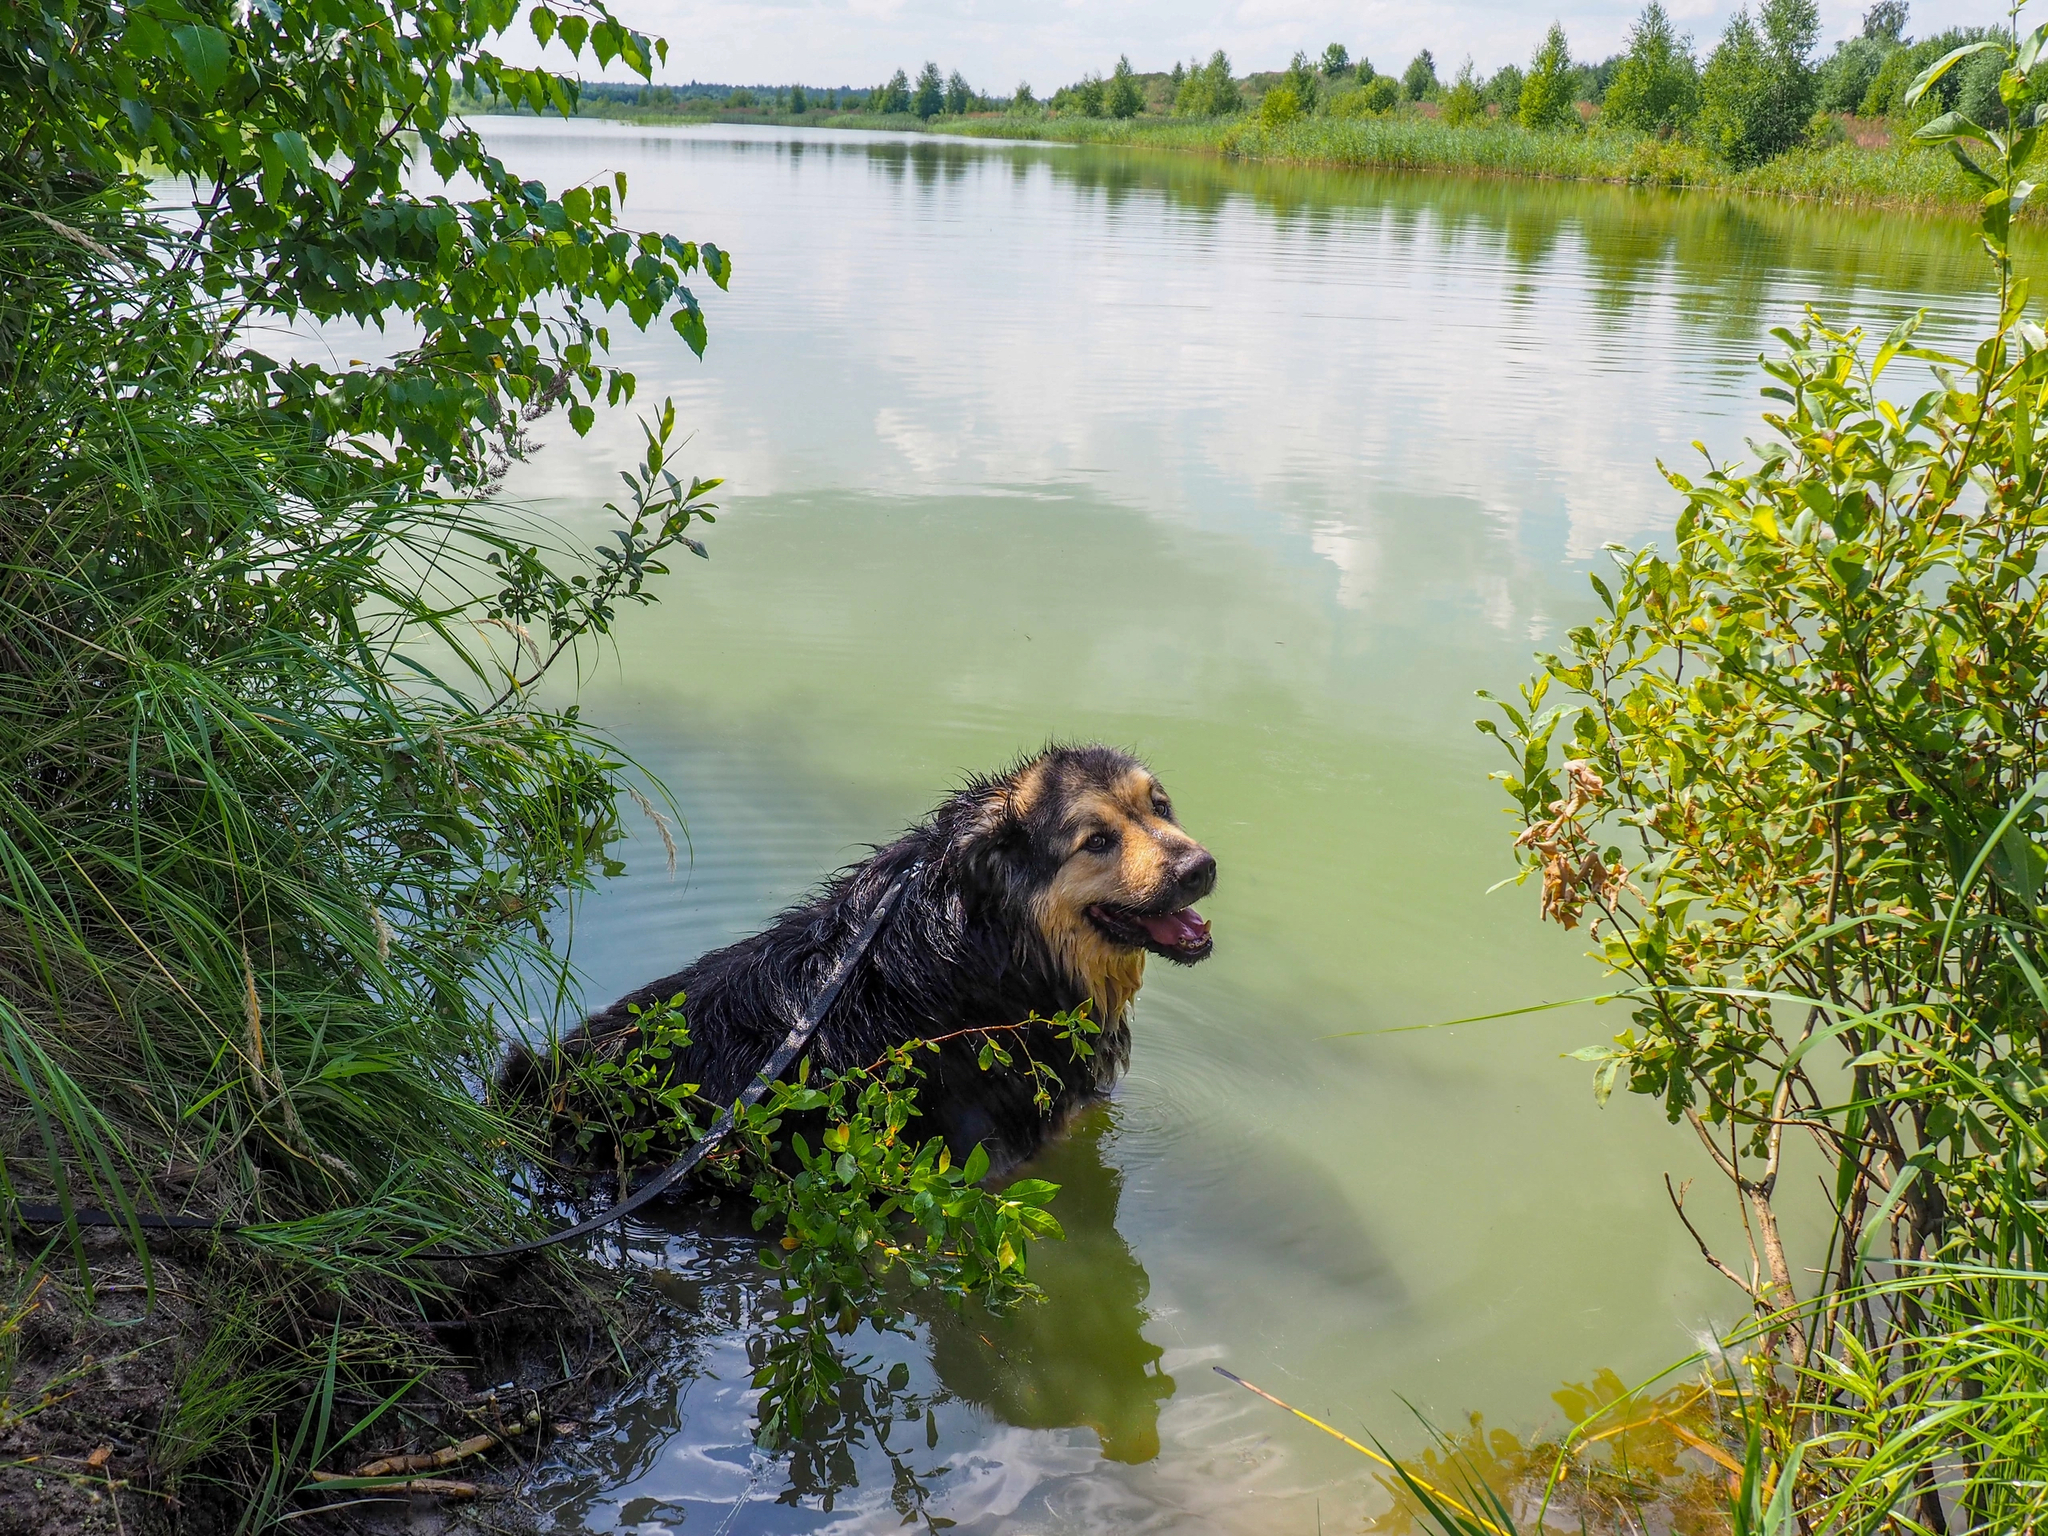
[943,780,1025,879]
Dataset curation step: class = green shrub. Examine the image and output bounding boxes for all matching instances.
[1440,60,1488,128]
[1519,22,1580,130]
[1174,49,1241,116]
[1281,49,1321,114]
[1108,55,1145,118]
[1604,1,1701,133]
[1259,85,1303,128]
[1486,32,2048,1522]
[1696,0,1820,167]
[1322,43,1352,78]
[1486,63,1527,120]
[1403,48,1440,101]
[1815,34,1891,113]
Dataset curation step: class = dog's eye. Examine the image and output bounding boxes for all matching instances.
[1083,830,1116,855]
[1151,796,1172,819]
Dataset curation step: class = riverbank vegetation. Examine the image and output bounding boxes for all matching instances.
[0,0,1073,1525]
[1474,23,2048,1532]
[551,1,1999,212]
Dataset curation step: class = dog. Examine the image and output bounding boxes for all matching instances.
[504,744,1216,1173]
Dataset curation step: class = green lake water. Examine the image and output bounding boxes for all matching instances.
[447,120,2001,1533]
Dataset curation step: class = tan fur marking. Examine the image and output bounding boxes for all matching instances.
[1031,884,1147,1024]
[1008,758,1050,819]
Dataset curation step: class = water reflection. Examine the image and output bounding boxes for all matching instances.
[924,1111,1174,1464]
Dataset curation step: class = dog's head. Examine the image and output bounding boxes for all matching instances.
[943,745,1216,1019]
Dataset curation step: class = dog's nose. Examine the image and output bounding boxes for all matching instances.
[1172,847,1217,898]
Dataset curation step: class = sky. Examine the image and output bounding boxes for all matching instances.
[520,0,2017,94]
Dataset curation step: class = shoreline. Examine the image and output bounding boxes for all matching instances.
[544,105,1979,217]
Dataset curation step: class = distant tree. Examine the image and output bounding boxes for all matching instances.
[1011,80,1036,113]
[1486,63,1526,117]
[1169,60,1186,93]
[1440,56,1487,125]
[1359,75,1400,112]
[1696,0,1819,165]
[1354,55,1377,84]
[945,70,973,113]
[789,82,807,113]
[1603,2,1699,132]
[1861,0,1908,42]
[1575,54,1623,102]
[1402,49,1439,101]
[729,85,756,108]
[1107,55,1145,117]
[914,60,945,118]
[1322,42,1351,76]
[1259,84,1302,127]
[1519,22,1578,129]
[875,69,911,114]
[1282,49,1320,112]
[1174,50,1241,115]
[1815,34,1890,112]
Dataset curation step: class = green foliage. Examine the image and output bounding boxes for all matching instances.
[1055,72,1106,117]
[1259,86,1303,128]
[1604,3,1701,133]
[1863,0,1908,44]
[1484,19,2048,1524]
[0,0,733,1289]
[1107,55,1144,119]
[1816,35,1892,114]
[1485,64,1527,120]
[5,0,725,493]
[1323,43,1352,78]
[872,68,911,115]
[1281,49,1320,114]
[788,82,807,113]
[945,69,973,115]
[1011,79,1036,114]
[1403,49,1440,102]
[1520,23,1580,130]
[1174,50,1240,116]
[1334,75,1403,117]
[913,60,943,120]
[1440,60,1488,128]
[555,1001,1101,1447]
[1697,0,1822,166]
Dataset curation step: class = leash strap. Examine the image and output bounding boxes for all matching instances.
[8,864,920,1264]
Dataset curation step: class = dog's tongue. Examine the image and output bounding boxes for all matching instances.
[1138,908,1209,950]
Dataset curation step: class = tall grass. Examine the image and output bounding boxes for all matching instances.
[0,196,659,1487]
[731,109,1979,212]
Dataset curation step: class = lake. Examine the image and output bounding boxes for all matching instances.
[454,119,2000,1534]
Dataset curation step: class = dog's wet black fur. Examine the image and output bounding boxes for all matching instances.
[501,744,1216,1173]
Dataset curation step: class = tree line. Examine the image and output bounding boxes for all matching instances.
[812,1,2007,173]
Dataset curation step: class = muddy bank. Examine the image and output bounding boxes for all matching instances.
[0,1228,670,1535]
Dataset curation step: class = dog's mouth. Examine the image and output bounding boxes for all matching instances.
[1086,903,1213,964]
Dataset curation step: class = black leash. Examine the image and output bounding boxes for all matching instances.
[8,865,920,1265]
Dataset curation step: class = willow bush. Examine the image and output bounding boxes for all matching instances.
[1483,20,2048,1530]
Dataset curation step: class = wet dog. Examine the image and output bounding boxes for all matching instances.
[502,744,1216,1172]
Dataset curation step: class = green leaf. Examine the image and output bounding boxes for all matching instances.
[568,403,595,435]
[962,1143,990,1185]
[270,129,312,180]
[170,24,233,98]
[558,13,588,55]
[529,6,556,45]
[1913,110,1989,147]
[1904,41,2000,110]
